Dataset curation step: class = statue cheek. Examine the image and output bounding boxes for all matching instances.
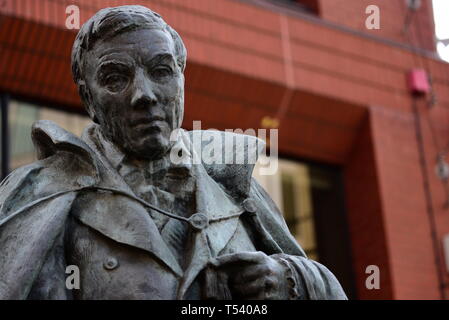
[172,97,184,129]
[100,90,132,112]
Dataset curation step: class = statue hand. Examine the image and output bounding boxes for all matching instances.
[210,251,290,300]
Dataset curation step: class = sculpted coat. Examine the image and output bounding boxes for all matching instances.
[0,121,346,300]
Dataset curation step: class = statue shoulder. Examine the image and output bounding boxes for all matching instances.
[186,129,265,200]
[31,120,98,170]
[0,120,99,218]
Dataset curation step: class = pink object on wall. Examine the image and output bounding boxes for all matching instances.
[407,69,431,95]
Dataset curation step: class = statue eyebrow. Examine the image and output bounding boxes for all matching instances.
[145,53,175,66]
[99,56,133,65]
[97,60,133,72]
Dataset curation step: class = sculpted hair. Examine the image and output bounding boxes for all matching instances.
[71,5,187,88]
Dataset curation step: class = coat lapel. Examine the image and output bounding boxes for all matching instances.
[177,163,243,299]
[72,190,183,277]
[74,125,183,277]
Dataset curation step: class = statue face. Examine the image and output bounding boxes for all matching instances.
[84,28,184,160]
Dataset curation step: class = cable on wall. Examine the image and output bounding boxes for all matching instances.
[403,0,448,299]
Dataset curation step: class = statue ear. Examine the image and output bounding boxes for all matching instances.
[79,83,99,123]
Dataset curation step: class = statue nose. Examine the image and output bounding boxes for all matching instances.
[131,71,158,108]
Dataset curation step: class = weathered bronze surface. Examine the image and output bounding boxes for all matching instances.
[0,5,347,300]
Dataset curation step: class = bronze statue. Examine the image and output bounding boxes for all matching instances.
[0,5,347,300]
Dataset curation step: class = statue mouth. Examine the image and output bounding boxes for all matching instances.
[131,117,167,132]
[131,116,167,130]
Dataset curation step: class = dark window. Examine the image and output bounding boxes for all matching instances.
[254,158,356,298]
[275,0,320,14]
[308,164,356,299]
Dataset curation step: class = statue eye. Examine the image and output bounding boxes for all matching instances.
[103,73,129,92]
[151,67,172,80]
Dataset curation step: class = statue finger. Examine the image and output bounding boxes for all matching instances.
[231,264,272,284]
[231,277,268,298]
[210,251,266,268]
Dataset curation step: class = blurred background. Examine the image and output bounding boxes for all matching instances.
[1,0,449,299]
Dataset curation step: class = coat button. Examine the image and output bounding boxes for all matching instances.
[242,198,257,213]
[103,257,119,270]
[189,213,209,231]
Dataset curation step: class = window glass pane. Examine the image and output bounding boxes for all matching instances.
[254,158,319,259]
[9,101,38,168]
[281,173,297,227]
[8,99,90,169]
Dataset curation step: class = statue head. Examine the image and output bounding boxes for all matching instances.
[71,5,187,160]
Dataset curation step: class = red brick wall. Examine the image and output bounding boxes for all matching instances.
[344,115,394,299]
[318,0,436,51]
[370,102,444,299]
[1,0,449,299]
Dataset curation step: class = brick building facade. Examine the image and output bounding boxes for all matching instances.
[1,0,449,299]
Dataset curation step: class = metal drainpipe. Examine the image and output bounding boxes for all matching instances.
[412,97,447,300]
[1,93,10,181]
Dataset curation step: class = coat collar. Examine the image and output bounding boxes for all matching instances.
[187,129,265,201]
[32,121,266,202]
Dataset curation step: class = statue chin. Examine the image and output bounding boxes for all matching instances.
[103,127,172,161]
[126,141,172,161]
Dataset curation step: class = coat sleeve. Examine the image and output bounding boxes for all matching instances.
[0,163,77,300]
[249,178,348,300]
